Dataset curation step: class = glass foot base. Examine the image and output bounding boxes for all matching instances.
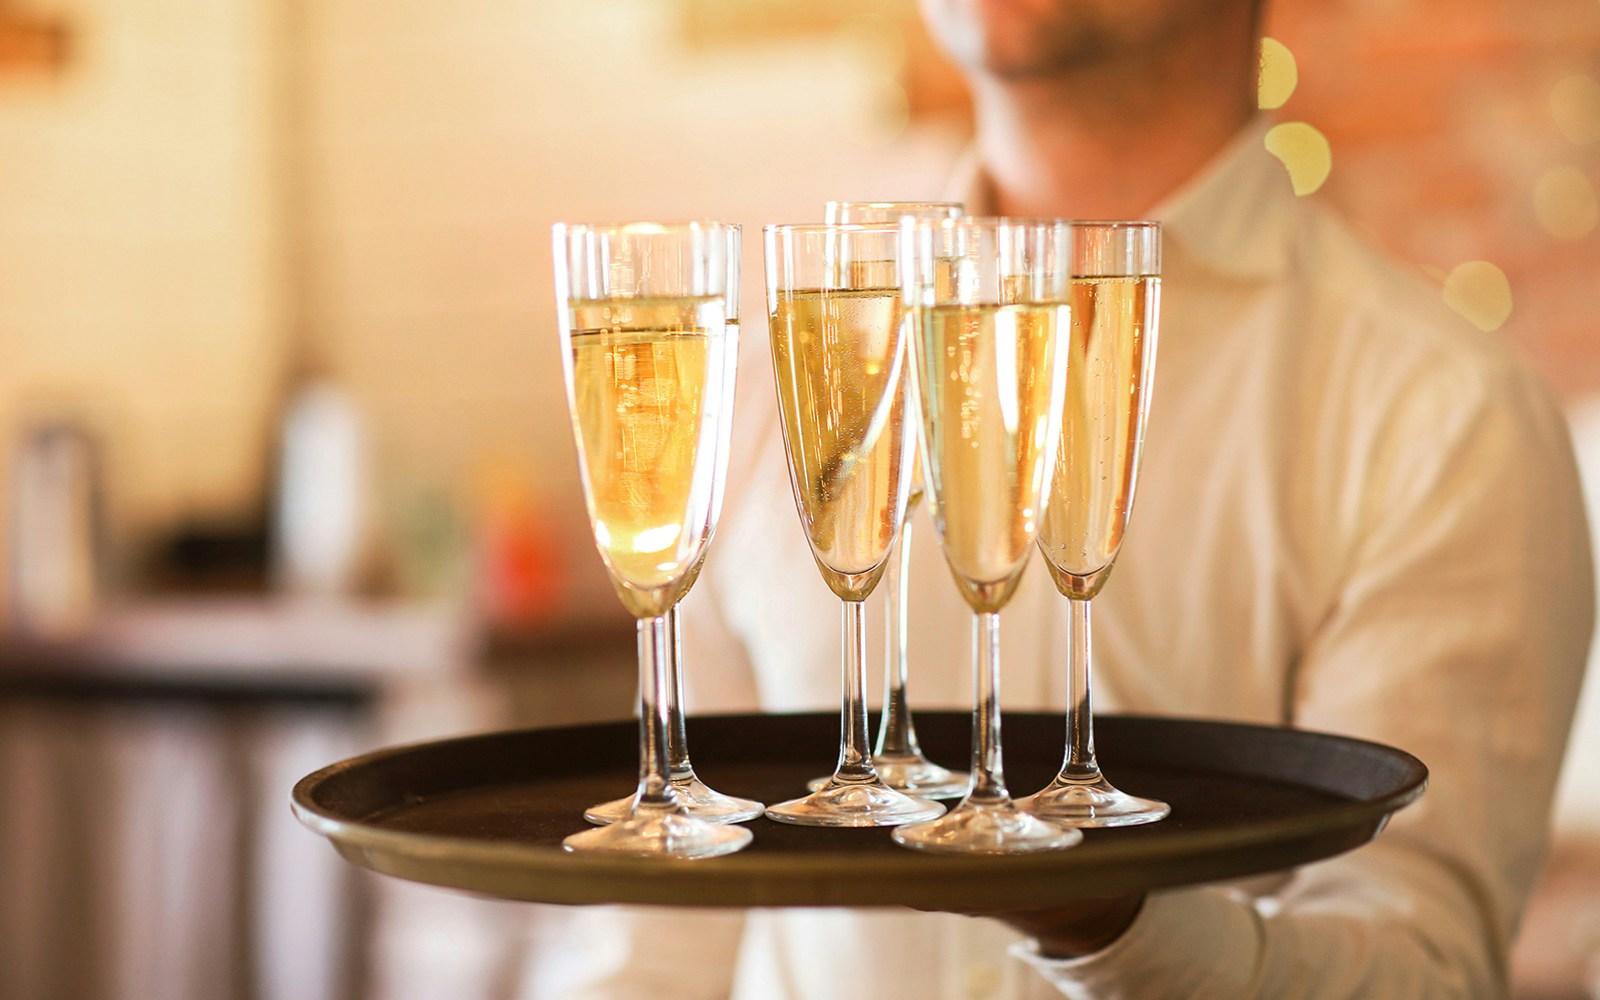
[766,778,945,828]
[892,798,1081,854]
[875,753,971,799]
[1017,777,1170,828]
[562,808,752,859]
[804,754,970,799]
[585,774,765,825]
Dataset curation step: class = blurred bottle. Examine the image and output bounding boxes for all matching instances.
[272,380,369,598]
[7,419,103,638]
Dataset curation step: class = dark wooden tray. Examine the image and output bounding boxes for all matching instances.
[291,712,1426,909]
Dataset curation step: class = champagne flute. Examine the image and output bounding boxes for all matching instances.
[762,222,946,827]
[553,221,751,858]
[1019,222,1168,827]
[893,217,1081,854]
[584,225,764,826]
[814,201,969,799]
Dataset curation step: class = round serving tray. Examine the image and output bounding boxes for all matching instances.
[291,711,1425,910]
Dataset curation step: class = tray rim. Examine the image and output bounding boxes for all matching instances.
[291,712,1428,908]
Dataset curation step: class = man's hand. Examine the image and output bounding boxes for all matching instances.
[922,893,1147,960]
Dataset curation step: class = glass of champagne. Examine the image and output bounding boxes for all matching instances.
[816,201,969,800]
[892,217,1082,854]
[762,222,946,827]
[1019,221,1167,827]
[584,225,764,826]
[552,220,752,858]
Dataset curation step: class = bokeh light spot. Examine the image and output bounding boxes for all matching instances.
[1264,122,1332,195]
[1533,166,1600,239]
[1550,75,1600,145]
[1443,261,1514,332]
[1258,38,1298,110]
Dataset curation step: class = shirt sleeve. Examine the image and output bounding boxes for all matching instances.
[522,905,748,999]
[1015,356,1595,998]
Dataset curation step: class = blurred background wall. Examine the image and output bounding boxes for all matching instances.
[2,0,1600,997]
[0,0,285,577]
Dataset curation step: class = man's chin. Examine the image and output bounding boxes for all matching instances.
[940,24,1116,82]
[965,45,1116,83]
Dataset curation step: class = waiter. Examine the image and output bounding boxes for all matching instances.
[531,0,1594,995]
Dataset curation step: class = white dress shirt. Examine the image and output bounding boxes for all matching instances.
[526,120,1595,999]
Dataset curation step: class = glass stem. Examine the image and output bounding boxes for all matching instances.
[969,611,1008,803]
[1062,598,1103,782]
[665,605,694,783]
[834,599,877,783]
[634,615,678,810]
[875,499,924,759]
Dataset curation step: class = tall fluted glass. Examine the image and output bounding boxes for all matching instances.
[762,222,945,827]
[817,200,969,800]
[1019,221,1167,827]
[893,217,1081,854]
[584,225,764,826]
[552,221,751,858]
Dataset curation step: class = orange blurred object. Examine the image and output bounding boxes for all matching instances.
[473,460,566,629]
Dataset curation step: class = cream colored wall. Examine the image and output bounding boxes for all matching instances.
[0,0,287,571]
[301,0,965,610]
[1,1,965,612]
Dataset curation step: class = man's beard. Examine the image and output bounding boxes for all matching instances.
[927,1,1233,82]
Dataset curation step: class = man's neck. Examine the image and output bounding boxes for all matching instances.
[971,36,1258,219]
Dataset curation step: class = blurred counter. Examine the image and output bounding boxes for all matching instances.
[0,597,475,1000]
[0,597,476,702]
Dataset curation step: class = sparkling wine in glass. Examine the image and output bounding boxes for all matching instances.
[815,200,969,800]
[762,222,946,827]
[892,217,1081,854]
[583,225,764,827]
[553,220,751,858]
[1019,221,1168,827]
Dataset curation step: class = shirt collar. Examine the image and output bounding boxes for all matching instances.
[944,116,1295,281]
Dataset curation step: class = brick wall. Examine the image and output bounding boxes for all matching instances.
[1265,0,1600,397]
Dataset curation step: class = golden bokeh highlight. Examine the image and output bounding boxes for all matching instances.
[1264,122,1332,195]
[1550,75,1600,145]
[1258,37,1298,110]
[1533,166,1600,239]
[1443,261,1514,332]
